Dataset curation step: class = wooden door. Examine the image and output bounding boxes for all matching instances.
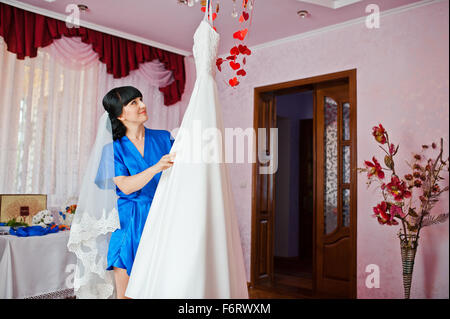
[298,119,313,261]
[251,92,276,284]
[315,81,356,298]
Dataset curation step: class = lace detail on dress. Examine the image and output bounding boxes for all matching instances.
[67,208,120,299]
[193,20,220,77]
[25,288,75,299]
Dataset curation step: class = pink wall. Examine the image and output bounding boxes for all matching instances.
[201,1,448,298]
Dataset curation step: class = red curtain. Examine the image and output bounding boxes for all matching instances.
[0,3,185,106]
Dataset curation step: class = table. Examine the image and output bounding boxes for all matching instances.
[0,230,76,299]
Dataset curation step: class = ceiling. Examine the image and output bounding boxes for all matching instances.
[4,0,425,56]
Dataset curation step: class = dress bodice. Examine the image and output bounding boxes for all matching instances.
[193,19,220,77]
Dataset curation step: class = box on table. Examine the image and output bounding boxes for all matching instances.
[0,194,47,225]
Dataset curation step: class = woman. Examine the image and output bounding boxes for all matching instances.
[102,86,175,299]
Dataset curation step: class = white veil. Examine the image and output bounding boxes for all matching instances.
[67,111,120,299]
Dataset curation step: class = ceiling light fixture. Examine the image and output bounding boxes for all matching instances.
[77,4,89,12]
[297,10,310,18]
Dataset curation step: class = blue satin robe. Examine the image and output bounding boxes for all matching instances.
[106,127,174,276]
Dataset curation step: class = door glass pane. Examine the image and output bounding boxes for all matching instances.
[343,189,350,227]
[324,97,338,235]
[343,146,350,184]
[343,102,350,140]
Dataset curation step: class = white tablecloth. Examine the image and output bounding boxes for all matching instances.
[0,230,76,299]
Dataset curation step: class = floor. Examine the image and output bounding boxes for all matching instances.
[249,256,342,299]
[249,256,315,299]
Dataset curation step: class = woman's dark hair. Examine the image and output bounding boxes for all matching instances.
[102,86,143,140]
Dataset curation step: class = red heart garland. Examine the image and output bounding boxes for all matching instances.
[239,11,249,22]
[229,61,241,70]
[237,69,247,76]
[216,58,224,72]
[238,44,251,55]
[229,77,240,87]
[230,46,240,56]
[233,29,248,41]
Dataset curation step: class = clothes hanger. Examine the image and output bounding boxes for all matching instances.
[203,0,214,26]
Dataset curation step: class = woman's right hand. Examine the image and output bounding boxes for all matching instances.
[154,153,176,173]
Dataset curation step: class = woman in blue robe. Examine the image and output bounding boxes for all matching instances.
[102,86,175,299]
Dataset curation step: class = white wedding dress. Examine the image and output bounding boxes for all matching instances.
[125,3,249,299]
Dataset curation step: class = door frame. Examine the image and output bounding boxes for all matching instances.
[250,69,357,298]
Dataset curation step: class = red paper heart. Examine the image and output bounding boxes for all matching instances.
[233,28,248,41]
[212,13,217,21]
[237,69,247,76]
[201,6,206,12]
[226,55,237,61]
[230,46,240,56]
[229,77,240,87]
[238,44,251,55]
[243,57,247,65]
[242,12,249,21]
[230,61,241,70]
[232,31,242,40]
[216,58,224,72]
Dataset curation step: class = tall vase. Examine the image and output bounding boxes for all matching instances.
[398,233,419,299]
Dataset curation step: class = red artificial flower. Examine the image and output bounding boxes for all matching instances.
[216,58,224,72]
[373,201,398,225]
[385,175,412,201]
[404,174,413,181]
[229,77,240,87]
[238,44,252,55]
[414,180,422,187]
[237,69,247,76]
[233,28,248,41]
[229,61,241,70]
[390,204,406,219]
[389,143,396,155]
[364,156,385,179]
[372,124,386,144]
[432,184,441,193]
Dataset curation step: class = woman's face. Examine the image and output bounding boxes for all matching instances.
[117,96,148,126]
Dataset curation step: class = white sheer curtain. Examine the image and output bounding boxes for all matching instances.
[0,36,178,208]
